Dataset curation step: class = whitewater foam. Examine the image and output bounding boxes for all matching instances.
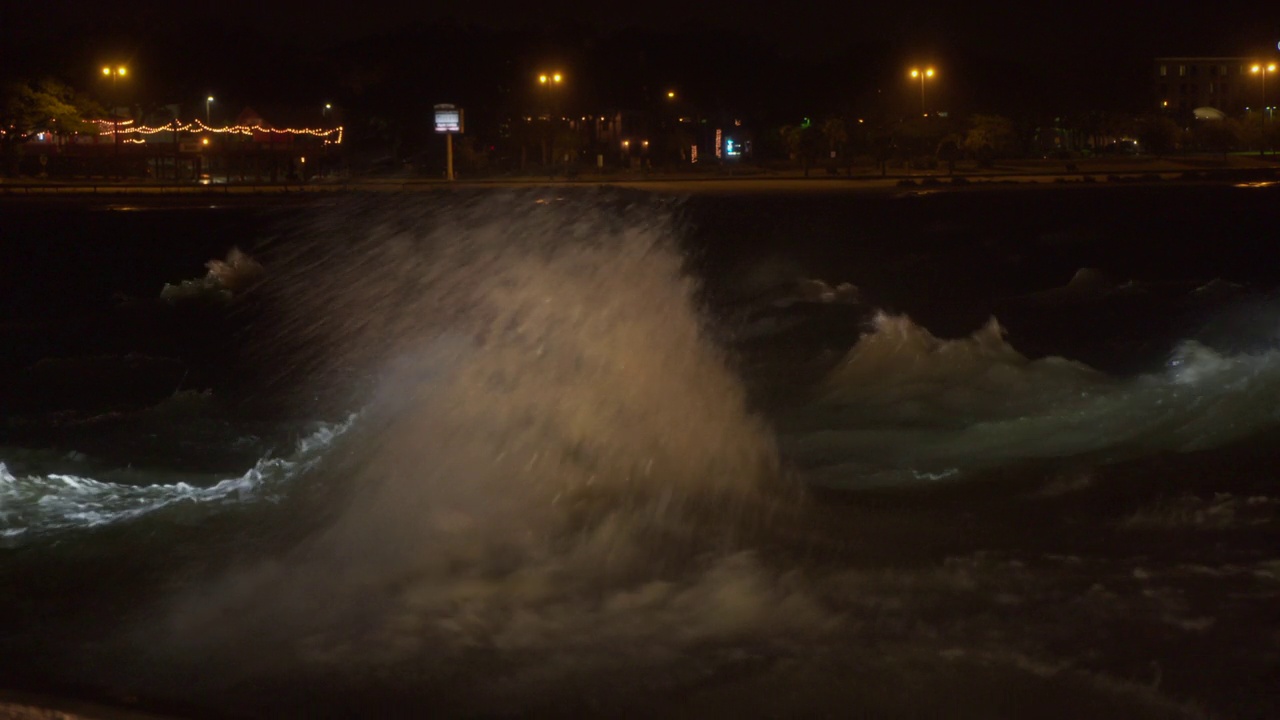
[0,414,355,544]
[159,246,264,303]
[786,312,1280,487]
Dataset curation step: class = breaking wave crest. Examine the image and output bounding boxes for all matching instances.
[787,312,1280,487]
[0,416,355,545]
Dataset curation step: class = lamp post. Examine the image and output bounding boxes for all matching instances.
[101,65,127,176]
[203,97,215,181]
[910,67,935,116]
[536,71,564,167]
[1252,63,1277,122]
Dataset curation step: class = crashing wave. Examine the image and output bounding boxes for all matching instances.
[785,312,1280,487]
[160,246,264,303]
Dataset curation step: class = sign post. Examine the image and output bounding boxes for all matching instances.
[434,104,463,181]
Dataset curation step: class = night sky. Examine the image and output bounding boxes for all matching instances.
[4,0,1280,117]
[9,0,1280,58]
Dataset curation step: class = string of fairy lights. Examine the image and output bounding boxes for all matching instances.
[90,118,343,144]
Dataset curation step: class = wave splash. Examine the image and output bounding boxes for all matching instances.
[138,193,811,712]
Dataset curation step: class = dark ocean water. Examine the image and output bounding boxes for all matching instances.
[1,185,1279,718]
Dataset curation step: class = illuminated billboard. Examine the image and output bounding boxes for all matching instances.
[434,104,463,134]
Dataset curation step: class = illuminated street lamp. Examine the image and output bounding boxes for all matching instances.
[1251,62,1277,121]
[910,67,935,116]
[667,90,676,99]
[101,65,128,173]
[535,71,565,116]
[102,66,127,107]
[206,95,214,124]
[102,66,127,111]
[536,72,565,166]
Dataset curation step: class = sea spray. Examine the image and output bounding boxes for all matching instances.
[144,191,813,711]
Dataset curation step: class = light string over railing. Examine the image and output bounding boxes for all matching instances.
[90,119,343,144]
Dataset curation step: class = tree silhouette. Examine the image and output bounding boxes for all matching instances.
[1,77,104,176]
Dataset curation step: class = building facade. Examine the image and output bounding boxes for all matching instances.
[1153,57,1270,117]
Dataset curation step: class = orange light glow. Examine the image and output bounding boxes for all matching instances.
[90,119,344,144]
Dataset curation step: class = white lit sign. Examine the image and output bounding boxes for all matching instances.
[434,104,463,134]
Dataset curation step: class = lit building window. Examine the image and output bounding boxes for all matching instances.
[1159,65,1167,76]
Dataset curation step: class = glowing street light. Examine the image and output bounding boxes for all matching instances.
[910,67,935,116]
[1251,62,1277,121]
[667,90,676,99]
[101,65,128,173]
[206,95,214,124]
[535,72,565,167]
[101,66,127,104]
[535,72,565,112]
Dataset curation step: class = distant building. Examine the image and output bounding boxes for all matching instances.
[1153,57,1263,117]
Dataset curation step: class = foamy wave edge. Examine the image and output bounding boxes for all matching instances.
[0,414,357,542]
